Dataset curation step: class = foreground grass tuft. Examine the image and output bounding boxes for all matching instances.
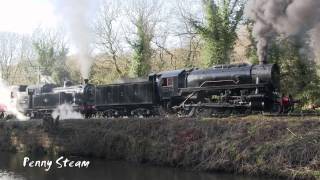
[0,116,320,179]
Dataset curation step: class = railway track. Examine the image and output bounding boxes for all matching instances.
[262,112,320,117]
[2,110,320,121]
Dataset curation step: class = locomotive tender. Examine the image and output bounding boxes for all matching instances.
[94,78,159,117]
[17,63,281,119]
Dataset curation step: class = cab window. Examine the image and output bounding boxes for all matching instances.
[161,77,173,87]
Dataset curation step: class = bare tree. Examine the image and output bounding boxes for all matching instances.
[178,18,202,68]
[0,32,22,83]
[159,0,201,68]
[11,35,38,84]
[0,32,39,84]
[95,0,125,76]
[153,32,176,70]
[32,28,70,85]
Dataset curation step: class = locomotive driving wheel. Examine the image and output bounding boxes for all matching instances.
[177,106,196,118]
[195,107,213,118]
[103,109,119,118]
[194,98,214,118]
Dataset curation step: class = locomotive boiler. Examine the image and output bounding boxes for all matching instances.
[187,63,279,89]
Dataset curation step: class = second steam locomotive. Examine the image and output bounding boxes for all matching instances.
[14,63,284,119]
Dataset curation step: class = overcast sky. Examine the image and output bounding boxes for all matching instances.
[0,0,203,32]
[0,0,205,54]
[0,0,59,34]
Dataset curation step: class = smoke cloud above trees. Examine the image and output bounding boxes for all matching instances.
[245,0,320,63]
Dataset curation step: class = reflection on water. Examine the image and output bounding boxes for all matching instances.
[0,152,273,180]
[0,171,25,180]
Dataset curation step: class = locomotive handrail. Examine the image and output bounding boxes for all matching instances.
[180,83,268,93]
[199,80,240,87]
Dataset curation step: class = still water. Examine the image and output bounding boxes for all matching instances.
[0,152,273,180]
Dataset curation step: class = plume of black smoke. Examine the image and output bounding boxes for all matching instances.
[245,0,320,63]
[53,0,99,79]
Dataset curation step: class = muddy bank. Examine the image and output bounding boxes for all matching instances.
[0,116,319,179]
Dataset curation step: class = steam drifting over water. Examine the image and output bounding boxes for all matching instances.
[0,80,29,121]
[245,0,320,63]
[53,0,99,79]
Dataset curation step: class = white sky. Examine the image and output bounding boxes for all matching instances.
[0,0,58,34]
[0,0,204,52]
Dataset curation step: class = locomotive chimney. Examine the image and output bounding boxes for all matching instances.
[260,45,268,64]
[260,53,267,64]
[84,79,89,85]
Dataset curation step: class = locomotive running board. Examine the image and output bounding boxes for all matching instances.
[183,103,251,108]
[179,83,268,94]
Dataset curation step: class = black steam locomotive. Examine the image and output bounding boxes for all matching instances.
[25,80,95,118]
[156,63,280,116]
[19,63,282,118]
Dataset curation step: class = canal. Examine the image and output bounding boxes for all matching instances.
[0,152,276,180]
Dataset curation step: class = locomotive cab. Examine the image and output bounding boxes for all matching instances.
[157,69,186,100]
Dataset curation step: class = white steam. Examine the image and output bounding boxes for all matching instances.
[53,0,99,79]
[245,0,320,63]
[0,80,29,121]
[51,104,83,120]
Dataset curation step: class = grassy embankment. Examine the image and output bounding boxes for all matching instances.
[0,116,319,179]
